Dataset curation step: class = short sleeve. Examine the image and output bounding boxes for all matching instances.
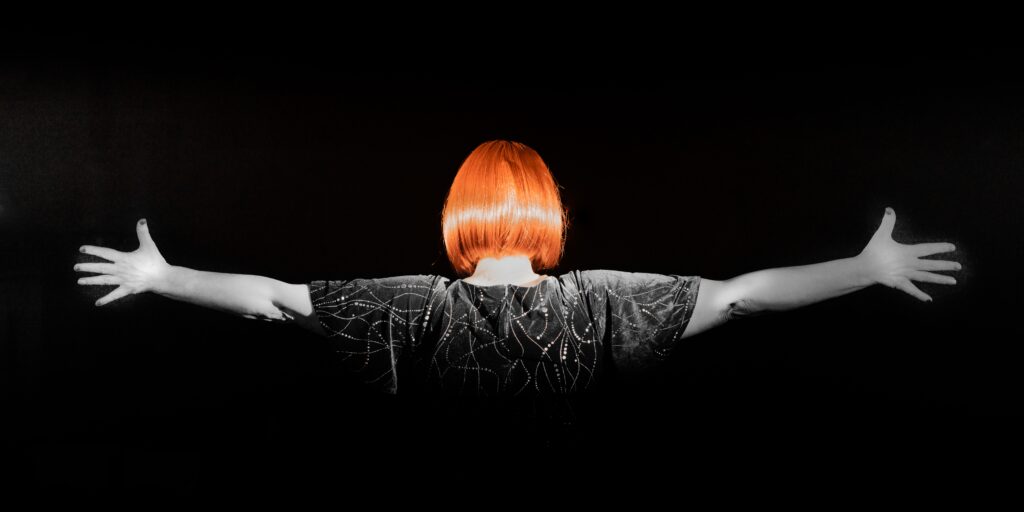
[307,274,447,394]
[578,269,701,376]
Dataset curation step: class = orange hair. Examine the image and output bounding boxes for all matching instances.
[441,140,569,277]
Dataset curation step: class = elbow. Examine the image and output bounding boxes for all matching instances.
[726,298,764,319]
[243,302,294,323]
[720,277,761,320]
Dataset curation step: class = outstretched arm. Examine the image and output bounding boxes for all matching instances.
[75,218,326,336]
[151,265,324,335]
[727,254,875,317]
[681,207,960,339]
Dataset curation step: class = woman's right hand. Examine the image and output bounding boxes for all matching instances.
[75,218,171,306]
[857,207,960,302]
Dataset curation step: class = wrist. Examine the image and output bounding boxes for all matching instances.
[150,263,183,296]
[852,253,879,288]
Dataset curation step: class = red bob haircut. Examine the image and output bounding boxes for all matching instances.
[441,140,569,277]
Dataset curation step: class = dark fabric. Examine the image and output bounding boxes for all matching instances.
[307,270,701,397]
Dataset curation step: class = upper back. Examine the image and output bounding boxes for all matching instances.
[307,269,701,396]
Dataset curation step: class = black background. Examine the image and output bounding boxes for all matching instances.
[1,30,1022,500]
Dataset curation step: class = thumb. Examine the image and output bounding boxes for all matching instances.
[136,218,157,249]
[877,207,896,239]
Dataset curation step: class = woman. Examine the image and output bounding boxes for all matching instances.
[74,139,960,399]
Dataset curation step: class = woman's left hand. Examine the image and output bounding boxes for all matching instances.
[857,207,961,302]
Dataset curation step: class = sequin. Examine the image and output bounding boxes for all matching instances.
[307,270,701,396]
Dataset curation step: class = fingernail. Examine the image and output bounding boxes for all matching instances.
[955,263,962,269]
[74,265,79,270]
[886,207,893,215]
[79,247,86,252]
[140,219,147,225]
[95,300,101,306]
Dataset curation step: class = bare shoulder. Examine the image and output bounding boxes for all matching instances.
[679,277,734,340]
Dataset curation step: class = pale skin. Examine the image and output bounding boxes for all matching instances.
[74,207,961,340]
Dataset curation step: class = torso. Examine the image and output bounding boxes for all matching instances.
[414,271,602,397]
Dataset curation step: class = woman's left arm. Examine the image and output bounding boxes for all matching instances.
[723,207,961,318]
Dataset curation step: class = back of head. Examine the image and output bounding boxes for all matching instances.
[441,140,569,277]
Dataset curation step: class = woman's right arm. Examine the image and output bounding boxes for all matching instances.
[75,218,326,336]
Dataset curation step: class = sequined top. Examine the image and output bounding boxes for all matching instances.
[306,269,701,397]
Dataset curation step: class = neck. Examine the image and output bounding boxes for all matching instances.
[466,255,542,285]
